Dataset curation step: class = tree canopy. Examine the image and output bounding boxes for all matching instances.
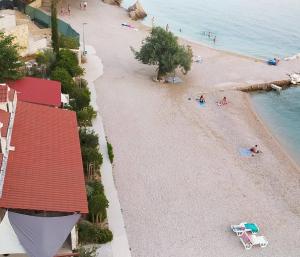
[0,32,23,83]
[132,27,193,80]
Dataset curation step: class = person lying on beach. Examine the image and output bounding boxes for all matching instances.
[217,96,228,106]
[197,95,206,104]
[250,145,260,154]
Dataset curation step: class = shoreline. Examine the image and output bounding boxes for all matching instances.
[63,1,300,256]
[246,93,300,171]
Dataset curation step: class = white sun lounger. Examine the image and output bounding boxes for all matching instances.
[231,222,259,236]
[239,231,268,250]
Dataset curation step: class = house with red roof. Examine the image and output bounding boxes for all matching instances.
[0,84,87,256]
[8,77,69,107]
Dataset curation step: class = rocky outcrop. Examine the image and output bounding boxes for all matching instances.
[128,1,147,20]
[102,0,122,6]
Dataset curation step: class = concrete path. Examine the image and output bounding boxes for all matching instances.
[83,45,132,257]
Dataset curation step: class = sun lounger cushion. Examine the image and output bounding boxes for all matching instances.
[244,223,259,233]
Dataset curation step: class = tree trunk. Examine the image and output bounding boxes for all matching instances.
[157,66,164,81]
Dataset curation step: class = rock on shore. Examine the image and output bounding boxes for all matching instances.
[128,1,147,20]
[102,0,122,6]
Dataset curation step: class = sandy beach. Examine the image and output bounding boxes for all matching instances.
[63,1,300,256]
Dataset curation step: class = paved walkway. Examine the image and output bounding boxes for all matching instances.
[83,45,132,257]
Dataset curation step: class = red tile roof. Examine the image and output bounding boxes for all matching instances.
[0,84,8,102]
[0,101,88,213]
[9,77,61,107]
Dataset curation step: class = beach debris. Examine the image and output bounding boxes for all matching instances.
[102,0,122,6]
[288,73,300,85]
[166,76,183,84]
[128,1,147,21]
[194,55,203,63]
[270,83,282,91]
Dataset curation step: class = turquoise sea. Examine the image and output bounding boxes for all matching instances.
[251,89,300,165]
[123,0,300,164]
[122,0,300,59]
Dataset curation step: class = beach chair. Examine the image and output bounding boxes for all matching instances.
[231,222,259,236]
[239,231,268,250]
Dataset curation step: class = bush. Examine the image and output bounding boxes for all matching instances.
[35,49,56,76]
[56,49,84,77]
[80,128,99,149]
[81,147,103,175]
[107,141,114,164]
[60,35,80,49]
[78,246,97,257]
[50,67,74,93]
[78,220,113,244]
[95,228,113,244]
[77,106,97,127]
[70,86,91,111]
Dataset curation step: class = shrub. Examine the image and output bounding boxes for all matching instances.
[78,220,113,244]
[81,147,103,175]
[60,35,80,49]
[95,228,113,244]
[50,67,74,93]
[70,86,91,111]
[56,49,84,77]
[78,246,97,257]
[79,128,99,149]
[35,49,56,76]
[107,141,114,164]
[77,106,97,127]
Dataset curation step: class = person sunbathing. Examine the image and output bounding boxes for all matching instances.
[217,96,228,106]
[197,95,205,104]
[250,145,260,154]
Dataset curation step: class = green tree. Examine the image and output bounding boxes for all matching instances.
[88,192,109,223]
[81,147,103,175]
[70,87,91,111]
[50,67,74,93]
[51,0,59,56]
[56,49,84,77]
[132,27,193,80]
[80,128,99,149]
[77,106,97,127]
[60,35,80,49]
[35,48,56,76]
[0,32,23,82]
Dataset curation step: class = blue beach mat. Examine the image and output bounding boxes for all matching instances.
[239,148,252,157]
[198,102,206,108]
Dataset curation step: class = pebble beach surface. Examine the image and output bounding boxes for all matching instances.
[63,1,300,256]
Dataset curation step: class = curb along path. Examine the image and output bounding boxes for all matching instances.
[83,45,132,257]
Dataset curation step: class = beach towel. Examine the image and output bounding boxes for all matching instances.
[239,148,252,157]
[198,101,206,108]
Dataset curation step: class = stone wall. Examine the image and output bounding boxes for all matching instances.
[6,24,29,57]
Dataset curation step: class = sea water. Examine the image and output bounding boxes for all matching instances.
[122,0,300,59]
[251,89,300,165]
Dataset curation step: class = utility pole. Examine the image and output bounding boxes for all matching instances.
[82,22,87,55]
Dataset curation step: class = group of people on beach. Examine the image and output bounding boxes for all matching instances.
[195,95,261,156]
[203,31,217,44]
[196,95,228,105]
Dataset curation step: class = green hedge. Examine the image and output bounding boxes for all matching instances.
[107,141,114,164]
[78,220,113,244]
